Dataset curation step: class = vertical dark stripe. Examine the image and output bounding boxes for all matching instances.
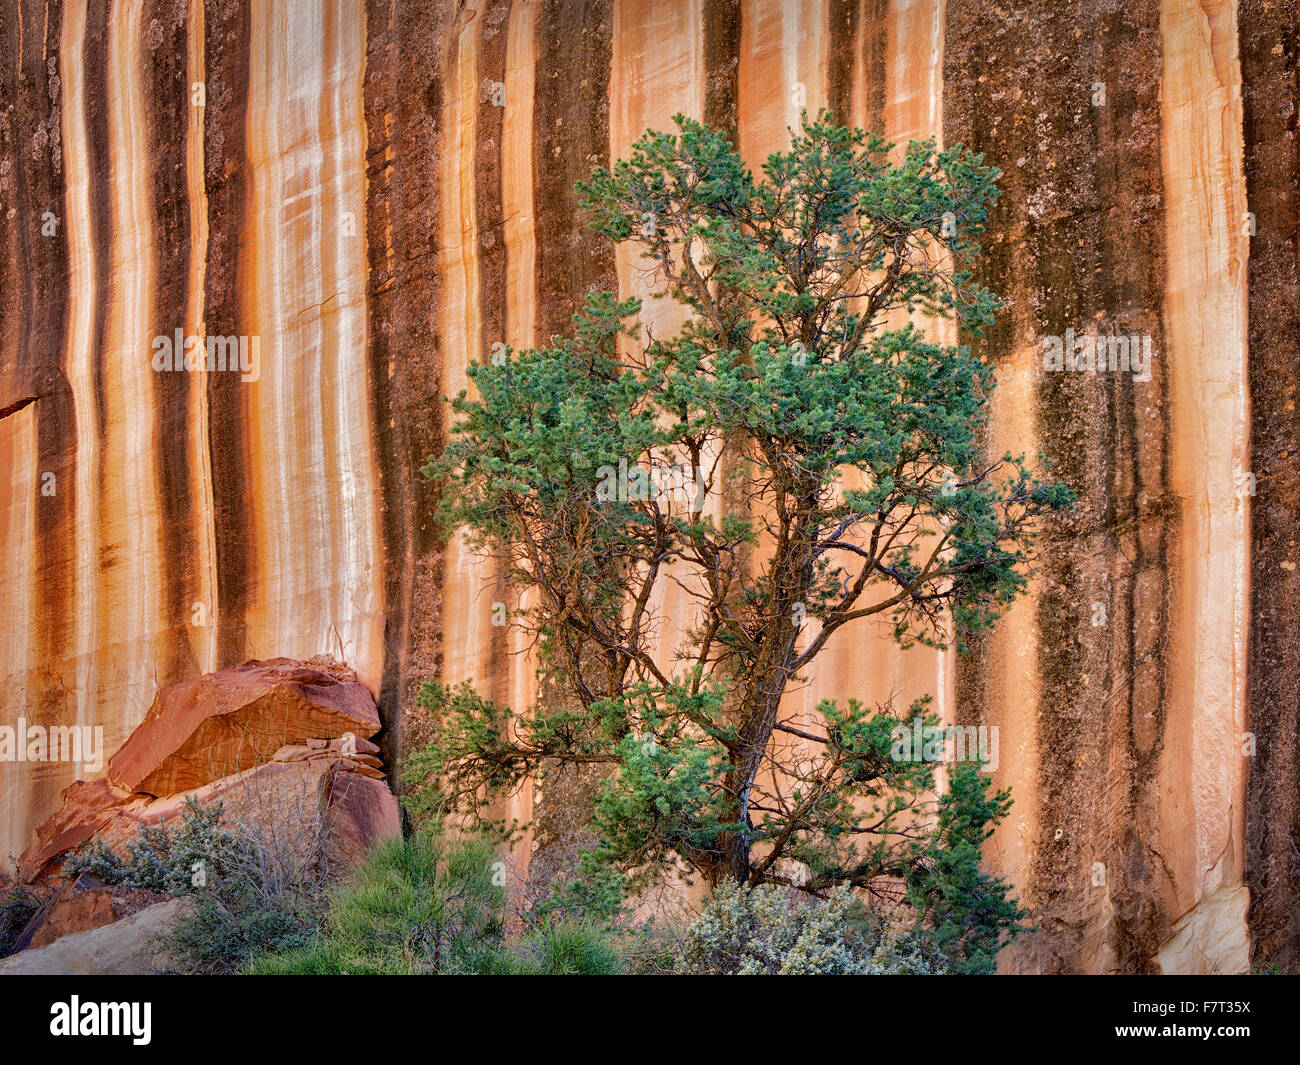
[533,0,616,341]
[945,0,1173,973]
[859,0,886,137]
[826,0,856,125]
[0,0,16,396]
[525,0,618,897]
[203,0,252,668]
[1240,0,1300,974]
[28,0,75,710]
[363,0,451,777]
[701,0,753,610]
[82,0,110,462]
[144,0,198,681]
[702,0,740,140]
[476,8,507,366]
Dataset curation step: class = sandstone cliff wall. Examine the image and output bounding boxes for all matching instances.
[1,0,1294,972]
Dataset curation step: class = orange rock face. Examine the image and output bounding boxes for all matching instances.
[2,0,1297,973]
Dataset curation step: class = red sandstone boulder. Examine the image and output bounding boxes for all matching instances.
[18,658,398,886]
[21,747,400,884]
[319,767,402,869]
[107,657,380,795]
[23,875,168,950]
[120,747,399,870]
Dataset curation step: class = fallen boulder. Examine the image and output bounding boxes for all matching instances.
[87,750,401,876]
[18,657,399,886]
[107,657,380,795]
[0,897,191,975]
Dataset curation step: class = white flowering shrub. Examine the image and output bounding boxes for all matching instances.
[682,880,948,975]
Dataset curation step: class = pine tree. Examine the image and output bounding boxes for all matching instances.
[409,111,1071,969]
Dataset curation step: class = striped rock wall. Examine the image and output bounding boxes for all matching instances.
[1,0,1296,973]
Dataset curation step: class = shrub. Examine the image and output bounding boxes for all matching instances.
[247,831,504,975]
[65,797,237,896]
[66,794,330,974]
[163,873,321,974]
[680,879,948,975]
[475,919,624,975]
[0,886,40,958]
[247,832,632,975]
